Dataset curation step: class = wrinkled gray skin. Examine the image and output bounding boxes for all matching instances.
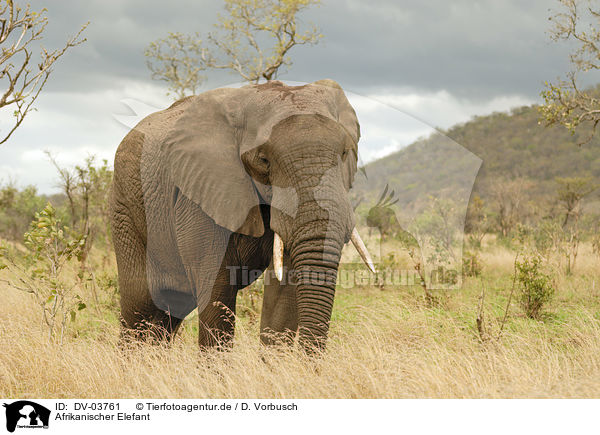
[110,79,360,351]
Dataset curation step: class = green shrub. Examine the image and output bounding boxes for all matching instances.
[462,250,482,277]
[1,203,86,342]
[516,254,555,319]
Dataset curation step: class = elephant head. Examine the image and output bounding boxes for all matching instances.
[163,79,374,349]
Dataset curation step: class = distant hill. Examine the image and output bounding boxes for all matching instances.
[351,104,600,215]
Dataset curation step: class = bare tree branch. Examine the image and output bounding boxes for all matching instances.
[145,0,322,99]
[0,1,88,145]
[540,0,600,143]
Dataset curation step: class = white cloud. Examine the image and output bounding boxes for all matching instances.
[345,88,534,163]
[366,90,533,129]
[0,79,172,194]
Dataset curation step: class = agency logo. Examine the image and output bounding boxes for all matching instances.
[3,401,50,433]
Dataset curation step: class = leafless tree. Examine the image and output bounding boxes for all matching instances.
[0,1,87,145]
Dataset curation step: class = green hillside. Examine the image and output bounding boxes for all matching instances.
[352,104,600,219]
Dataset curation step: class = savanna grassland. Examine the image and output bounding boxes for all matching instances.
[2,102,600,398]
[1,235,600,399]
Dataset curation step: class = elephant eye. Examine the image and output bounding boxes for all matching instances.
[342,149,348,160]
[258,154,269,167]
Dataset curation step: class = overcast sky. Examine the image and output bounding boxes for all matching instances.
[0,0,592,193]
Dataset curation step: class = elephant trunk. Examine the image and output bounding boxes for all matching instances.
[290,235,342,350]
[287,196,351,351]
[269,147,355,351]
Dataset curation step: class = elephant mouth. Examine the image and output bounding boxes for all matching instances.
[271,228,375,282]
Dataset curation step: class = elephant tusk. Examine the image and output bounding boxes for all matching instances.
[351,227,376,274]
[273,232,284,281]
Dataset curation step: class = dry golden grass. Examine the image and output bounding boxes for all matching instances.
[2,239,600,399]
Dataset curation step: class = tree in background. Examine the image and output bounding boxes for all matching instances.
[46,153,113,270]
[464,194,489,248]
[0,182,45,240]
[145,0,322,98]
[555,176,597,273]
[490,178,532,238]
[0,1,87,144]
[556,176,597,228]
[145,32,206,99]
[540,0,600,142]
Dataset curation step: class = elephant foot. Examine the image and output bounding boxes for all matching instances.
[259,328,298,346]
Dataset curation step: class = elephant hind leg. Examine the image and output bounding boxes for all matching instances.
[112,201,182,345]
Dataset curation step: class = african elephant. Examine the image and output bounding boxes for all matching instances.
[109,79,374,351]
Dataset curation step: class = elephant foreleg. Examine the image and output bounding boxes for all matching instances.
[173,193,241,349]
[197,282,238,350]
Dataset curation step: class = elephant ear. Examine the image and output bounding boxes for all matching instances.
[164,88,264,237]
[312,79,361,145]
[312,79,361,188]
